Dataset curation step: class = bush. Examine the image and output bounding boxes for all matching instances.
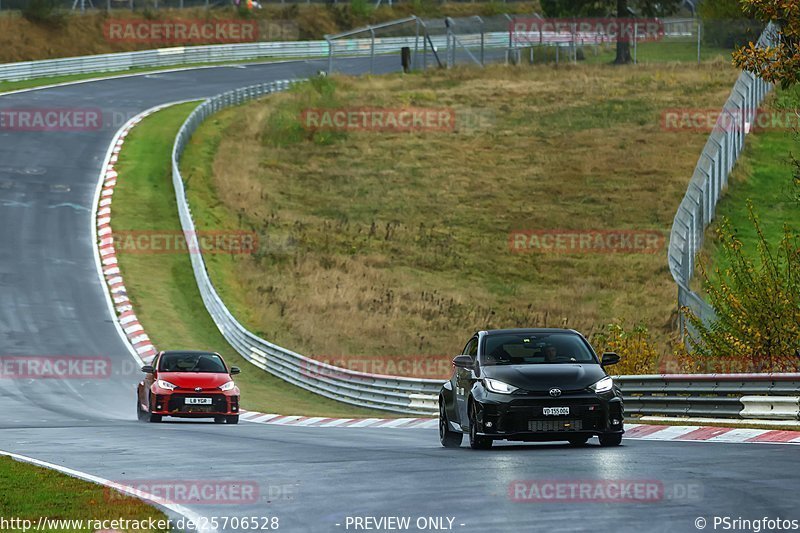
[349,0,372,21]
[590,323,660,375]
[261,76,347,148]
[22,0,66,27]
[685,203,800,368]
[699,0,761,50]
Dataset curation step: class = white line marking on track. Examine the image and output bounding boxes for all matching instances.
[0,449,218,533]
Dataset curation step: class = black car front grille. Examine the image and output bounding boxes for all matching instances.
[167,394,229,413]
[527,419,584,432]
[490,400,604,433]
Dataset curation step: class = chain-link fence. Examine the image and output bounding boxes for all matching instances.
[325,14,528,74]
[668,22,778,344]
[324,15,760,73]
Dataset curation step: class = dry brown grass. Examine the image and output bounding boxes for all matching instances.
[0,3,537,63]
[182,61,740,371]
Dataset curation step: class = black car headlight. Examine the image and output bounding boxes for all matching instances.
[590,376,614,393]
[483,378,518,394]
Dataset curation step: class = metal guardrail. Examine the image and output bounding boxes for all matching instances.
[616,373,800,419]
[171,80,443,415]
[0,32,514,82]
[668,22,778,340]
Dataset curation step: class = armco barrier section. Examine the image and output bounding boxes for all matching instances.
[740,396,800,420]
[668,22,778,339]
[0,33,510,82]
[617,374,800,419]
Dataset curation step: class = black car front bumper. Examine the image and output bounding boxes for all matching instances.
[472,391,623,441]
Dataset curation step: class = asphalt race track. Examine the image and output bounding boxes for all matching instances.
[1,56,799,533]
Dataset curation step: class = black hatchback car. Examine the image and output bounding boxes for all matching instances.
[439,328,624,449]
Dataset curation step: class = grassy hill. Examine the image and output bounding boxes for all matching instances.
[175,60,740,368]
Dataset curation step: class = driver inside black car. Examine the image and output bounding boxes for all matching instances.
[543,345,559,363]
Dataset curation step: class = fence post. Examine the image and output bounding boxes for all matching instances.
[413,17,420,71]
[633,23,638,64]
[697,21,702,65]
[369,27,375,74]
[479,16,485,66]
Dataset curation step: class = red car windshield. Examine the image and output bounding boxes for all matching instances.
[158,353,227,373]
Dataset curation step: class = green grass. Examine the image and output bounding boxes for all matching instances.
[706,86,800,272]
[0,456,168,532]
[581,41,732,65]
[111,102,391,418]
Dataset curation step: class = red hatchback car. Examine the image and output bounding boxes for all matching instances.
[137,350,241,424]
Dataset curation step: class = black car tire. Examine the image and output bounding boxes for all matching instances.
[136,398,148,422]
[468,404,492,450]
[214,416,226,424]
[226,415,239,424]
[568,436,590,446]
[439,401,463,448]
[148,413,162,423]
[599,433,622,447]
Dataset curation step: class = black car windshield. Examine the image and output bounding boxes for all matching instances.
[158,352,227,373]
[481,333,597,365]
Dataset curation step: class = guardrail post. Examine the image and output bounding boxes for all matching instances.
[325,36,334,75]
[370,27,376,74]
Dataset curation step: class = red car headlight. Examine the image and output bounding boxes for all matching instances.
[219,381,235,392]
[156,379,177,391]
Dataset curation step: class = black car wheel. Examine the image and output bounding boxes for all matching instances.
[148,413,162,423]
[136,398,148,422]
[226,415,239,424]
[439,400,463,448]
[468,404,492,450]
[568,436,590,446]
[599,433,622,447]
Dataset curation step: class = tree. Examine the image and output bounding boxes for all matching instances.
[733,0,800,88]
[539,0,682,64]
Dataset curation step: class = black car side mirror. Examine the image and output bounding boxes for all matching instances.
[452,355,474,369]
[141,365,155,373]
[601,352,620,366]
[230,366,241,375]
